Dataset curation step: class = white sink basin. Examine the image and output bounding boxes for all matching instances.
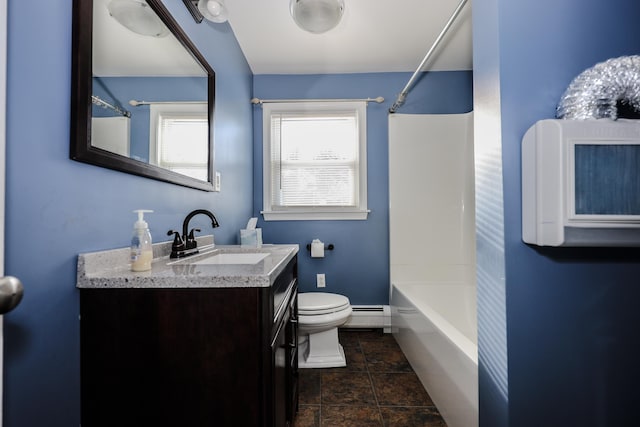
[189,252,270,265]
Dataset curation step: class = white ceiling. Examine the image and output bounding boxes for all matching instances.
[225,0,473,75]
[93,0,472,76]
[94,0,206,76]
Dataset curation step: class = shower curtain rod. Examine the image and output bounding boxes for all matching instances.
[388,0,469,114]
[91,95,131,118]
[128,100,206,106]
[250,97,384,105]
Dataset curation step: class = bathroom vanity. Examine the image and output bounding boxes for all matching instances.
[77,243,299,427]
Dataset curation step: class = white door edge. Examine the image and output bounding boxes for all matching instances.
[1,0,8,424]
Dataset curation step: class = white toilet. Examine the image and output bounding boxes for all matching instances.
[297,292,352,369]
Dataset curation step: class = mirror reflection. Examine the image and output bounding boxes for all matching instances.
[90,0,210,182]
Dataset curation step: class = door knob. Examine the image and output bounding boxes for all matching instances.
[0,276,24,314]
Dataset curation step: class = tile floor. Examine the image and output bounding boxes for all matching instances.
[294,329,447,427]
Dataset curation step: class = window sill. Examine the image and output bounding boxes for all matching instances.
[261,210,369,221]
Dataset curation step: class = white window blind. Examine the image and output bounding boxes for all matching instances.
[157,115,208,179]
[262,101,368,221]
[149,103,208,181]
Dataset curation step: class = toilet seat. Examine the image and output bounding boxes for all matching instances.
[298,293,350,315]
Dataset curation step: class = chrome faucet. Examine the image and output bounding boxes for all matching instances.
[168,209,219,258]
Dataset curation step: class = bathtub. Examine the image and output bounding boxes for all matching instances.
[391,281,478,427]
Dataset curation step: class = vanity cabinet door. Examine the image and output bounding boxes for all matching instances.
[286,289,299,424]
[271,285,298,427]
[272,307,288,427]
[80,288,264,427]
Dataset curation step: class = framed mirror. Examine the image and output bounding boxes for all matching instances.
[71,0,216,191]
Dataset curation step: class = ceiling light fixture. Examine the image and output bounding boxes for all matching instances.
[197,0,228,23]
[107,0,169,38]
[290,0,344,34]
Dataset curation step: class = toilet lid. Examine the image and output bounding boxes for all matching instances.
[298,293,350,315]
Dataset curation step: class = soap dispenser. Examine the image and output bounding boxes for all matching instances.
[131,210,153,272]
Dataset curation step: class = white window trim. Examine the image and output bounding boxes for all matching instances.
[261,101,369,221]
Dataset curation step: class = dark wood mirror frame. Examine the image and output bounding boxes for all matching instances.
[70,0,216,191]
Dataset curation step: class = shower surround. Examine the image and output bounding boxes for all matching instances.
[388,112,477,427]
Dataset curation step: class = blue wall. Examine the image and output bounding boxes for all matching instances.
[3,1,253,425]
[478,0,640,425]
[252,72,472,304]
[472,0,509,424]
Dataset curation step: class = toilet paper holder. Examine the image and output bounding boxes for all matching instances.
[306,243,334,252]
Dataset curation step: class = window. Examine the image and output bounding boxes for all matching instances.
[262,101,368,220]
[149,103,209,181]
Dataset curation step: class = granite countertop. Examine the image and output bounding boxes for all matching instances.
[77,236,299,289]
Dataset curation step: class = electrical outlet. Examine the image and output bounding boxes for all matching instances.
[316,273,326,288]
[214,172,221,191]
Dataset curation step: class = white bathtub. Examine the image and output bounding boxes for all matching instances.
[391,281,478,427]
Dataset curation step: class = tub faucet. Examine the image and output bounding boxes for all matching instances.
[168,209,219,258]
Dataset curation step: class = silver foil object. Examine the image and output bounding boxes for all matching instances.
[556,55,640,120]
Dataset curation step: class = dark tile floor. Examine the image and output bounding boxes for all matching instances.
[294,329,448,427]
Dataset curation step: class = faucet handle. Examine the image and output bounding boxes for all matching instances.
[167,230,185,251]
[188,228,201,240]
[186,228,201,250]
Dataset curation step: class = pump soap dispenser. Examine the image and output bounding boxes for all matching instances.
[131,210,153,272]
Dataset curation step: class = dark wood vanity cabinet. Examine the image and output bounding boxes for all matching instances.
[272,289,298,427]
[80,256,298,427]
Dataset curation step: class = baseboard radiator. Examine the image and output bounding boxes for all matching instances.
[342,305,391,332]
